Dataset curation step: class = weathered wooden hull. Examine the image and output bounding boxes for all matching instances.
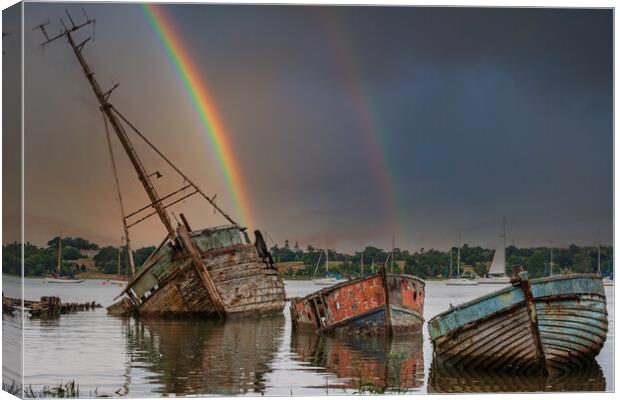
[291,273,425,336]
[428,274,608,375]
[428,357,605,393]
[108,226,286,318]
[291,329,425,392]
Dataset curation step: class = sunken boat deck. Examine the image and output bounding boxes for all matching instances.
[428,274,608,375]
[291,273,425,336]
[110,225,286,318]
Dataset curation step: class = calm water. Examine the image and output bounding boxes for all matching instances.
[2,276,614,396]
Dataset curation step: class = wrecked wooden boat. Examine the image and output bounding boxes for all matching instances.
[108,224,285,318]
[291,329,424,393]
[37,11,285,319]
[291,267,425,336]
[428,272,608,375]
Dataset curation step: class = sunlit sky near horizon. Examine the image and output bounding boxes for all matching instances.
[2,3,613,252]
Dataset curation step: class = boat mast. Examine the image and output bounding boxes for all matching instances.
[117,246,121,277]
[360,251,364,276]
[502,216,506,258]
[325,249,329,276]
[36,13,177,242]
[391,234,395,273]
[502,216,506,275]
[549,245,554,277]
[103,113,136,275]
[597,231,601,275]
[57,232,62,275]
[311,250,323,281]
[457,235,461,279]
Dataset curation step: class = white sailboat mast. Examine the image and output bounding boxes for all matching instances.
[361,251,364,276]
[597,231,601,275]
[550,245,554,276]
[489,217,507,277]
[457,235,461,278]
[57,232,62,274]
[325,249,329,275]
[391,234,395,273]
[311,250,323,281]
[449,248,453,278]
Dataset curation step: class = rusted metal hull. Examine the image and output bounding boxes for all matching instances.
[291,330,424,392]
[108,226,286,318]
[291,273,425,336]
[428,274,608,375]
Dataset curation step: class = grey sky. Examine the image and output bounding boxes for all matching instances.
[3,3,613,252]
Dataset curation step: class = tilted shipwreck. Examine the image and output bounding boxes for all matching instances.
[37,11,285,318]
[291,265,425,336]
[428,271,608,375]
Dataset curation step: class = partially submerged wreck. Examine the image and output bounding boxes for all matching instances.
[428,271,608,375]
[291,267,425,336]
[37,12,285,318]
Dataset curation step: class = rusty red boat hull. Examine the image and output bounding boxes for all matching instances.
[291,273,425,336]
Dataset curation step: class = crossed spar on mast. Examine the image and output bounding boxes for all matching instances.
[34,9,240,262]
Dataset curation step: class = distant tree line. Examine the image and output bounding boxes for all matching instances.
[3,235,612,280]
[271,240,613,280]
[2,236,156,277]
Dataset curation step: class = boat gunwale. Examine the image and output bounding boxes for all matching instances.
[291,273,425,304]
[428,274,606,341]
[117,225,255,299]
[429,274,604,324]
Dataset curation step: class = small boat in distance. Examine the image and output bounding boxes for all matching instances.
[312,249,340,286]
[429,270,608,375]
[291,264,425,336]
[45,233,84,284]
[446,237,478,286]
[477,217,510,284]
[596,235,613,286]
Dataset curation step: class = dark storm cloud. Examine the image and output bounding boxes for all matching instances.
[12,4,613,252]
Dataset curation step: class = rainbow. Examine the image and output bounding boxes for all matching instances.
[142,4,253,228]
[318,11,405,235]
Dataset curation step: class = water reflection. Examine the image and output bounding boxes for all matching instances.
[290,331,424,394]
[428,358,606,393]
[123,315,285,396]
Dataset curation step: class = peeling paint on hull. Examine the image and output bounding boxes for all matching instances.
[291,273,425,336]
[108,225,286,318]
[428,274,608,375]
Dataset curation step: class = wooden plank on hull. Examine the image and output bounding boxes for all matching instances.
[177,223,226,318]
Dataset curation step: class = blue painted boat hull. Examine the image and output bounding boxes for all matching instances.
[428,274,608,375]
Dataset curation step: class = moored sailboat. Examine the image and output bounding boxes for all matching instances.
[446,236,478,286]
[44,233,84,284]
[312,249,340,286]
[477,217,510,284]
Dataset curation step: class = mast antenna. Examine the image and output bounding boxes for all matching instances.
[35,9,240,243]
